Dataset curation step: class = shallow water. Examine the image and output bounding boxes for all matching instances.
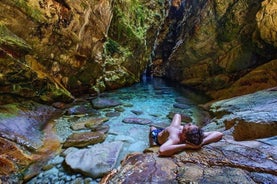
[27,77,210,184]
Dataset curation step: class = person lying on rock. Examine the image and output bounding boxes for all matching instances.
[149,113,223,156]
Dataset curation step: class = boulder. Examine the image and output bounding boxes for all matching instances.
[210,88,277,140]
[63,131,106,148]
[65,141,123,178]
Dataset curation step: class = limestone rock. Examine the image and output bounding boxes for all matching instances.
[210,88,277,140]
[256,0,277,47]
[0,0,165,104]
[0,101,57,150]
[71,117,109,131]
[0,138,32,175]
[122,117,153,125]
[91,98,122,109]
[102,138,277,183]
[152,0,277,100]
[63,131,106,148]
[65,141,123,178]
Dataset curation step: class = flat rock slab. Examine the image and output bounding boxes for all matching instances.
[122,117,153,125]
[210,88,277,140]
[63,131,106,148]
[102,138,277,183]
[65,141,123,178]
[91,98,122,109]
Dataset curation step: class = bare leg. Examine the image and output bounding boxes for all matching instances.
[170,113,182,127]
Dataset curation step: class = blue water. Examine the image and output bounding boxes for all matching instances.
[28,77,210,183]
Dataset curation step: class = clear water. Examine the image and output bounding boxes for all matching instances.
[27,76,210,183]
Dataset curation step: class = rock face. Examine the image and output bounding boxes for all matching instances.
[210,87,277,141]
[152,0,277,100]
[0,138,32,176]
[0,0,166,104]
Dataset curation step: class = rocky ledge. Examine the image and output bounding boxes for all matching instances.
[101,88,277,183]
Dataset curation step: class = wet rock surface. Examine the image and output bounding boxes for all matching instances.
[1,79,277,183]
[63,131,106,148]
[102,137,277,183]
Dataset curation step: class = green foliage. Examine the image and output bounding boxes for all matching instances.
[113,0,154,41]
[0,23,31,50]
[104,39,121,55]
[12,0,46,22]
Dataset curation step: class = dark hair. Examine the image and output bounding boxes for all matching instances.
[186,127,204,145]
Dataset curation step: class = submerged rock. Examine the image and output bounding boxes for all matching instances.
[91,98,122,109]
[65,141,123,178]
[122,117,153,125]
[71,117,109,131]
[63,131,106,148]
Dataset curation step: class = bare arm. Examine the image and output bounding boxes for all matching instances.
[159,131,223,156]
[170,114,182,127]
[202,131,223,145]
[158,139,199,156]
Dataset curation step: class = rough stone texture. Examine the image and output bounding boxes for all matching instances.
[91,98,122,109]
[0,0,166,105]
[65,141,123,178]
[256,0,277,47]
[0,138,32,175]
[152,0,277,100]
[122,117,153,125]
[71,117,109,131]
[0,101,58,150]
[102,138,277,183]
[63,131,106,148]
[209,88,277,140]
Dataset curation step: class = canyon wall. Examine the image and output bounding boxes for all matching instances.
[152,0,277,100]
[1,0,277,104]
[0,0,166,104]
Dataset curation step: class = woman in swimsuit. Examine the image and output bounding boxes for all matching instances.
[149,114,223,156]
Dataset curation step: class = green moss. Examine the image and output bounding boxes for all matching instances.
[113,0,155,42]
[0,23,31,50]
[0,103,21,118]
[12,0,46,23]
[104,39,121,55]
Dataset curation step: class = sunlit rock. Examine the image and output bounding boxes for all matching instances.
[0,0,166,104]
[70,117,109,131]
[256,0,277,47]
[152,0,277,100]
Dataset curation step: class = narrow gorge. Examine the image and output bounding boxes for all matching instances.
[0,0,276,183]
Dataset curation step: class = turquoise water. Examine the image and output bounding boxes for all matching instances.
[28,77,210,183]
